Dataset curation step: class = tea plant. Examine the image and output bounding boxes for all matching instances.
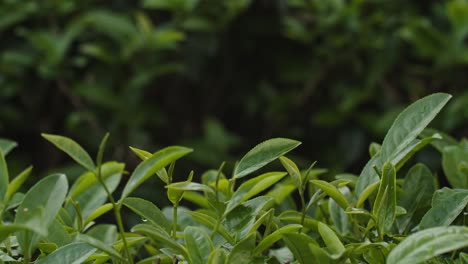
[0,92,467,264]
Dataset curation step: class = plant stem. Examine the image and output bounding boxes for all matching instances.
[172,203,178,239]
[299,192,306,234]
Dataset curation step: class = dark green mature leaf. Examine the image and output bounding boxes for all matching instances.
[77,234,123,260]
[233,138,301,179]
[397,164,435,234]
[419,188,468,229]
[226,171,286,213]
[35,242,97,264]
[329,187,352,236]
[15,174,68,257]
[226,233,256,264]
[0,222,46,244]
[372,162,396,235]
[123,197,171,233]
[420,128,458,152]
[42,134,96,171]
[281,233,318,264]
[0,139,17,156]
[253,224,302,255]
[189,211,234,244]
[120,146,192,200]
[317,222,345,256]
[356,93,451,195]
[387,226,468,264]
[184,227,213,264]
[442,143,468,189]
[0,150,8,201]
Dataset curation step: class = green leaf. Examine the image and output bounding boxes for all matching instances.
[442,144,468,189]
[35,242,97,264]
[131,224,189,259]
[68,161,124,200]
[226,171,287,213]
[5,165,32,202]
[122,197,171,233]
[85,203,113,225]
[15,174,68,257]
[0,223,47,244]
[372,162,397,235]
[310,180,349,209]
[253,224,302,255]
[391,133,441,170]
[329,187,351,236]
[184,226,213,264]
[78,234,123,260]
[356,93,451,195]
[42,134,96,171]
[281,233,318,264]
[129,146,169,184]
[226,233,256,264]
[420,128,458,152]
[207,248,228,264]
[279,156,302,190]
[120,146,192,200]
[0,150,8,201]
[317,222,345,256]
[167,181,212,205]
[419,188,468,229]
[396,164,435,234]
[96,133,109,169]
[233,138,301,179]
[0,139,17,156]
[356,180,380,208]
[387,226,468,264]
[189,211,234,244]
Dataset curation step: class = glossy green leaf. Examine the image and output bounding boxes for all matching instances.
[317,222,345,256]
[226,233,256,264]
[419,188,468,229]
[120,146,192,200]
[166,181,213,193]
[42,133,95,171]
[279,156,302,190]
[35,242,97,264]
[46,219,72,247]
[5,165,32,202]
[372,162,396,235]
[184,226,213,264]
[68,161,124,200]
[356,93,451,195]
[0,150,8,201]
[78,234,123,260]
[442,144,468,189]
[131,224,189,259]
[278,211,320,231]
[391,133,441,170]
[420,128,458,152]
[85,203,113,225]
[86,224,118,244]
[0,139,17,156]
[123,197,171,233]
[310,180,349,209]
[253,224,302,255]
[129,146,169,184]
[189,211,234,244]
[15,174,68,257]
[387,226,468,264]
[281,232,318,264]
[356,180,380,208]
[396,164,435,233]
[329,187,351,236]
[233,138,301,179]
[226,171,286,213]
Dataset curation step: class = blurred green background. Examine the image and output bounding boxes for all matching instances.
[1,0,467,182]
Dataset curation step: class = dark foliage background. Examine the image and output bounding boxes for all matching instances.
[1,0,467,184]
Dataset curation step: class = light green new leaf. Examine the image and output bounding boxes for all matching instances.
[5,165,32,202]
[166,181,213,205]
[226,171,287,214]
[78,234,123,260]
[396,164,434,234]
[387,226,468,264]
[85,203,113,225]
[15,174,68,257]
[0,150,8,201]
[207,248,228,264]
[356,180,380,208]
[129,146,169,184]
[279,156,302,190]
[0,139,17,156]
[442,144,468,189]
[419,188,468,229]
[35,242,97,264]
[184,227,213,264]
[122,197,171,233]
[42,133,96,171]
[372,162,396,235]
[310,180,349,209]
[317,222,345,256]
[120,146,192,200]
[356,93,451,195]
[233,138,301,179]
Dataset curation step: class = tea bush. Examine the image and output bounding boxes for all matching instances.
[0,93,467,263]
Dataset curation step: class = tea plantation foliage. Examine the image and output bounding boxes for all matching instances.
[0,93,467,263]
